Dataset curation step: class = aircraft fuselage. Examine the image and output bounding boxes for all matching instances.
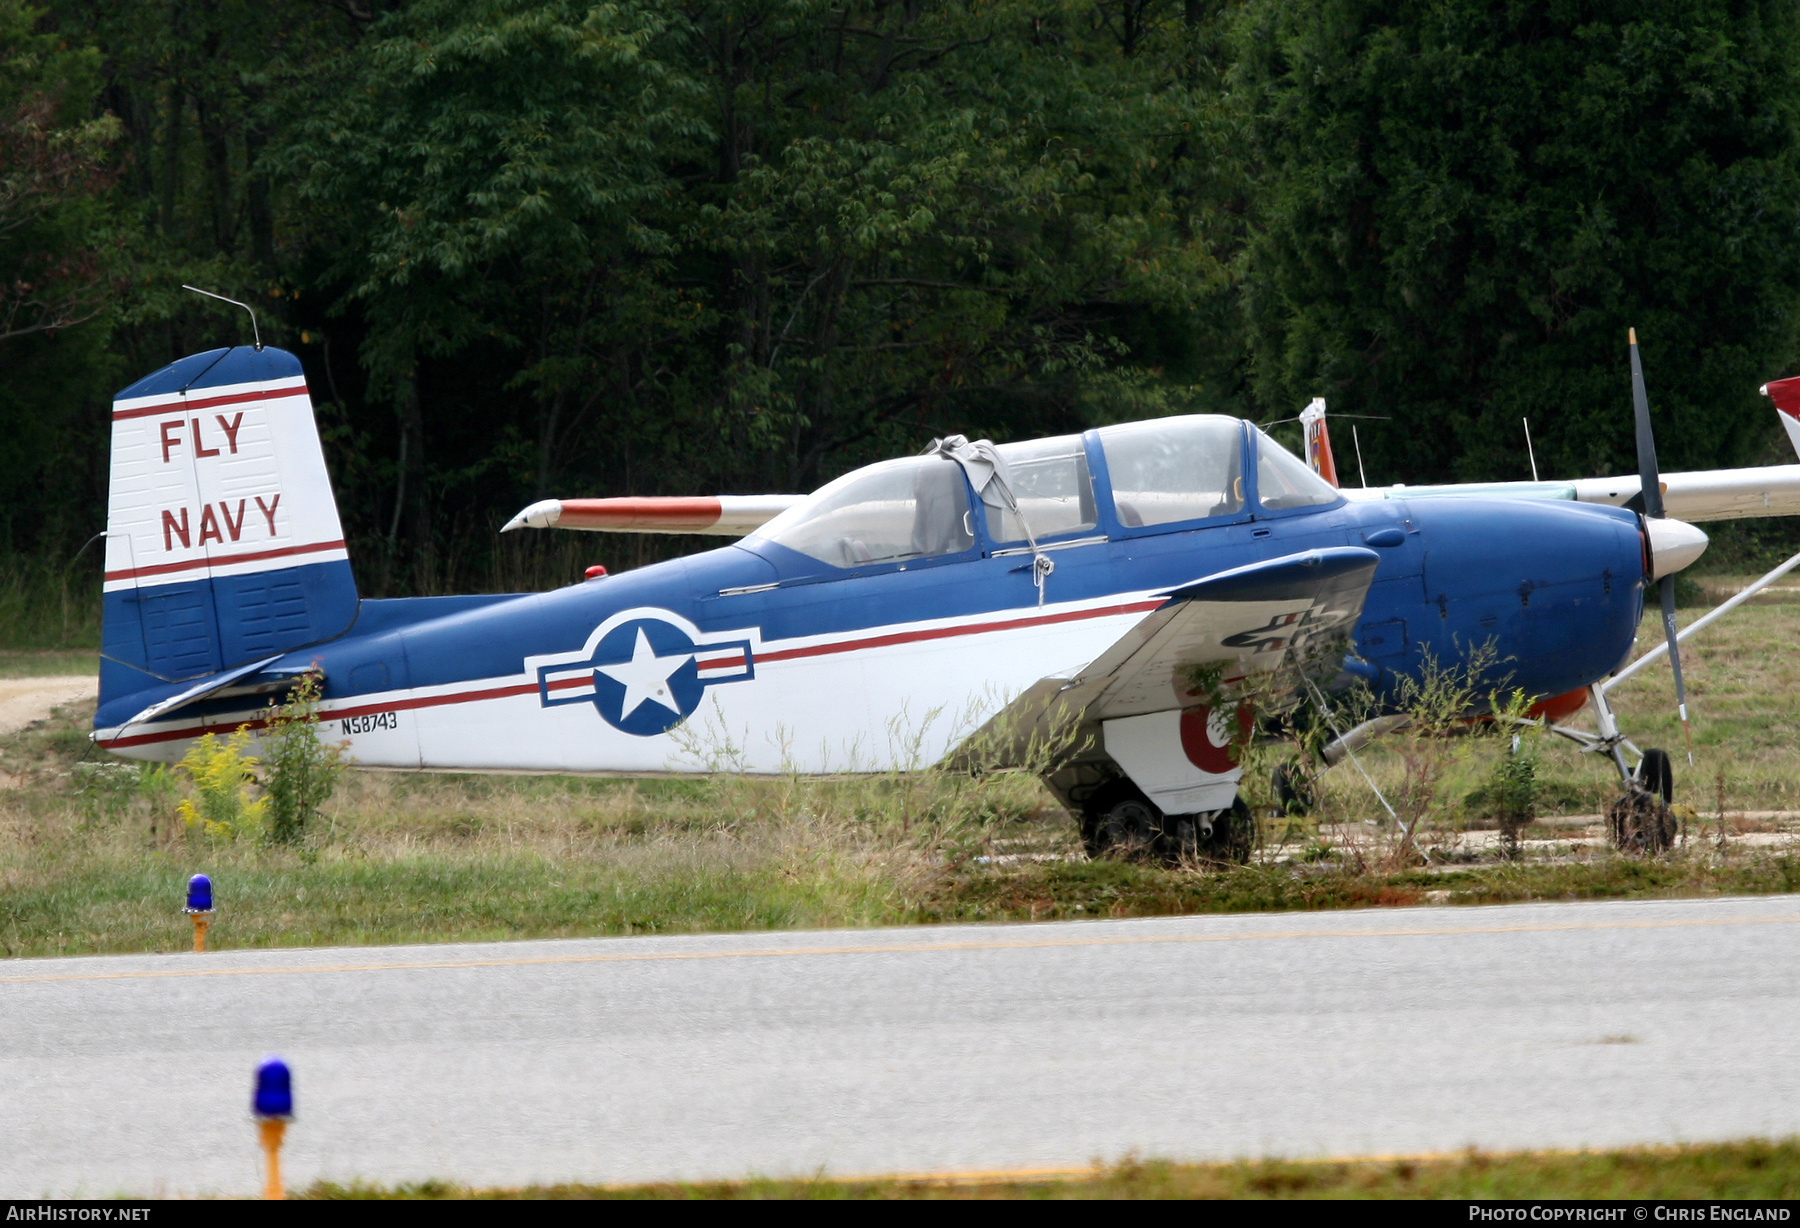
[97,472,1645,774]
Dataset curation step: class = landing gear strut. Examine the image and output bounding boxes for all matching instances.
[1079,781,1253,865]
[1541,685,1679,853]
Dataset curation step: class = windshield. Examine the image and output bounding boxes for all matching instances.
[986,435,1097,543]
[1255,430,1341,510]
[1096,416,1245,527]
[750,456,974,567]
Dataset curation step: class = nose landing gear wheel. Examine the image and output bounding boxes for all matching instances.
[1635,748,1674,806]
[1607,748,1676,854]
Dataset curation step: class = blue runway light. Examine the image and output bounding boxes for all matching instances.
[254,1057,293,1119]
[185,874,213,913]
[253,1057,293,1199]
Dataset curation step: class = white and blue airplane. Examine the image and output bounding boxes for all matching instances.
[90,334,1800,857]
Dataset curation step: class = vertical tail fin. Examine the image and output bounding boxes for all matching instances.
[1762,375,1800,460]
[1300,397,1340,487]
[98,346,357,726]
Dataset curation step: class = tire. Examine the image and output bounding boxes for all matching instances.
[1080,781,1253,866]
[1080,781,1162,859]
[1607,786,1676,854]
[1635,749,1674,806]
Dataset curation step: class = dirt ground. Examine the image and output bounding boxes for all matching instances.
[0,675,96,738]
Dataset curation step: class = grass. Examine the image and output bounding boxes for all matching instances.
[303,1140,1800,1199]
[8,549,1800,1203]
[0,552,101,651]
[0,649,97,678]
[2,571,1799,961]
[0,711,1045,958]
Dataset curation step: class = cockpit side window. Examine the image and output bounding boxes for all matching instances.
[985,435,1097,543]
[1096,416,1245,528]
[1254,430,1341,510]
[749,456,974,568]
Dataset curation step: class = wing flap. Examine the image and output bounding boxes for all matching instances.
[950,547,1381,771]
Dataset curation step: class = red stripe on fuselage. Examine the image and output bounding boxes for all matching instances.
[95,598,1163,748]
[754,598,1163,663]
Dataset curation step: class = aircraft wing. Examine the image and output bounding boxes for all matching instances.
[502,495,801,536]
[1315,379,1800,521]
[948,546,1381,771]
[1338,465,1800,521]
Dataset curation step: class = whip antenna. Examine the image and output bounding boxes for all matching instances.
[182,284,263,351]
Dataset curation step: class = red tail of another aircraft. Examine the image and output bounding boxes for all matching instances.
[1300,397,1340,487]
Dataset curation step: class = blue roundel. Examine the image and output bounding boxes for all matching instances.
[587,618,706,735]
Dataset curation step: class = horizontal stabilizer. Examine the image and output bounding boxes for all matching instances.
[502,495,800,536]
[120,653,283,730]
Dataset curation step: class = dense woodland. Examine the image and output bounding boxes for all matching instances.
[7,0,1800,596]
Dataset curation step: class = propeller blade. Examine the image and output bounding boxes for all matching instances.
[1658,575,1693,766]
[1634,331,1692,768]
[1629,327,1666,519]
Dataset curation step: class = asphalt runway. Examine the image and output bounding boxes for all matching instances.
[4,894,1799,1197]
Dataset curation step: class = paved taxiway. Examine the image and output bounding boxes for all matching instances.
[4,894,1799,1196]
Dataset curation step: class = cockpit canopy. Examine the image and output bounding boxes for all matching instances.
[1097,416,1245,526]
[749,415,1338,568]
[751,456,973,569]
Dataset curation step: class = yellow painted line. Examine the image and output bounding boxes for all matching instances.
[780,1165,1100,1188]
[812,1144,1706,1187]
[2,910,1795,986]
[591,1144,1715,1190]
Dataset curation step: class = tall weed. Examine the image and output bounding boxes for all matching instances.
[173,729,265,839]
[262,673,348,844]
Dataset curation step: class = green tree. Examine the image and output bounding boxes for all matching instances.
[1233,0,1800,483]
[273,0,1248,587]
[0,0,125,547]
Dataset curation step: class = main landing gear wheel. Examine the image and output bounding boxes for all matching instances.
[1608,749,1676,854]
[1081,784,1160,858]
[1079,782,1254,866]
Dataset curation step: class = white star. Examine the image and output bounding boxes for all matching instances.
[597,628,691,720]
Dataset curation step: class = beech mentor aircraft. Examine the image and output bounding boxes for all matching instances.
[92,326,1800,858]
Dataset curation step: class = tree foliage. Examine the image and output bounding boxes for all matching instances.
[4,0,1800,592]
[1234,0,1800,483]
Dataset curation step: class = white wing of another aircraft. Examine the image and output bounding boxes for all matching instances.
[1312,373,1800,523]
[509,376,1800,541]
[502,494,800,536]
